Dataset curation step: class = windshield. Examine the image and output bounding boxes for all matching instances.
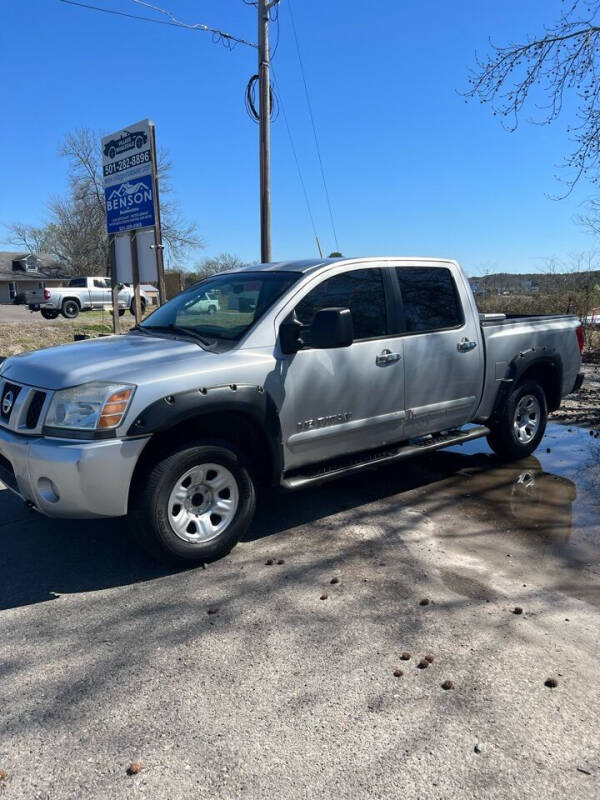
[140,271,300,341]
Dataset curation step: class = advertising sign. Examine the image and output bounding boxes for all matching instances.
[102,119,156,235]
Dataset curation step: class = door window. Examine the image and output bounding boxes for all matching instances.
[295,268,387,345]
[93,279,105,288]
[396,267,463,333]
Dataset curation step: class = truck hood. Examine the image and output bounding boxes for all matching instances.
[2,333,205,391]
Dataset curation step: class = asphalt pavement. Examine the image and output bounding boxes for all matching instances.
[0,424,599,799]
[0,305,54,324]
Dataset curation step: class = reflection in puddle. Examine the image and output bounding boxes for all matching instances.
[447,424,598,545]
[430,423,600,606]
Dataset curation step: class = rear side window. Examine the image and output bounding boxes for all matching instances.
[295,268,387,343]
[396,267,462,332]
[68,278,87,288]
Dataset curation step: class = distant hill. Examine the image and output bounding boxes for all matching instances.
[469,271,600,295]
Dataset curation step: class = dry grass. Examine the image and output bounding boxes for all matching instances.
[0,311,149,357]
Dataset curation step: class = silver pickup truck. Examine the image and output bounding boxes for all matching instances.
[26,276,148,320]
[0,257,584,564]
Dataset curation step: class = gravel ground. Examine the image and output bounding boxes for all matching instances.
[0,426,599,799]
[551,361,600,428]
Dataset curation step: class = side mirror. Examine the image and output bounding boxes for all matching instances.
[279,315,304,354]
[311,307,354,349]
[117,283,124,290]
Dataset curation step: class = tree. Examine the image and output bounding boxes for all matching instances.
[466,1,600,192]
[474,251,600,346]
[183,253,248,287]
[6,128,202,275]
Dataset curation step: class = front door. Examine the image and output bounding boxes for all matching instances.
[277,266,406,471]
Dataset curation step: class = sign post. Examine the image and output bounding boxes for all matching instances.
[101,119,164,330]
[148,124,167,306]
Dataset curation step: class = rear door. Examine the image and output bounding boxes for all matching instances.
[396,264,483,436]
[276,265,406,471]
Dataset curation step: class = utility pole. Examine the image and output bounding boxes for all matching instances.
[258,0,279,263]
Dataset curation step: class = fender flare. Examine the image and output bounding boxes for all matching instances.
[489,348,563,425]
[127,383,283,483]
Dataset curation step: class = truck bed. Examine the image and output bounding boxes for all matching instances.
[477,313,581,420]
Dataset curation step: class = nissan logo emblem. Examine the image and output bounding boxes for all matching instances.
[2,390,14,416]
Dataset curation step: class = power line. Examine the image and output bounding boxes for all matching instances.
[58,0,257,49]
[287,0,339,253]
[271,67,322,257]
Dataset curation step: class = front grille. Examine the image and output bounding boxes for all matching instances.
[1,382,21,422]
[26,391,46,429]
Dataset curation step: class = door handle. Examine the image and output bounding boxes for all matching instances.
[376,349,401,365]
[457,338,477,352]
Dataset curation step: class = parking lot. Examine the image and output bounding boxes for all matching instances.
[1,423,598,798]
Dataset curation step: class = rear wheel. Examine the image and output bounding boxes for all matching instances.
[129,442,256,565]
[61,299,80,319]
[41,309,59,320]
[487,380,547,460]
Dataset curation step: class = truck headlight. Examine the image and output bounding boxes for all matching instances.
[45,381,135,431]
[0,358,9,377]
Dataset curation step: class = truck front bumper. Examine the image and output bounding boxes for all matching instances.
[0,427,150,518]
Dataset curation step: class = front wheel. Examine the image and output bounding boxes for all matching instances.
[129,299,147,316]
[487,380,547,460]
[129,443,256,564]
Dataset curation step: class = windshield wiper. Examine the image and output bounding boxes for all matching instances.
[137,324,214,347]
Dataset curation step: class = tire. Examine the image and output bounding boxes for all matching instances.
[129,442,256,565]
[61,299,80,319]
[487,379,547,460]
[118,309,125,317]
[129,299,146,316]
[41,309,59,320]
[208,305,217,315]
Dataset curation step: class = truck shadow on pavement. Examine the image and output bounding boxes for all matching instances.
[0,445,588,612]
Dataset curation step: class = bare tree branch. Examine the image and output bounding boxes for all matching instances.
[5,128,202,276]
[466,1,600,193]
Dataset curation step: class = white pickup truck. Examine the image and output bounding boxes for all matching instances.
[26,277,149,320]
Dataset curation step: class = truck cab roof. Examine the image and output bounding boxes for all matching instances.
[232,256,458,276]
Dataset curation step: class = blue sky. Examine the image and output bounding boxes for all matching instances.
[0,0,597,273]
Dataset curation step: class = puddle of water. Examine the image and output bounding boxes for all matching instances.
[434,423,600,605]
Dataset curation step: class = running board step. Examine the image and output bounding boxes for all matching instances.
[281,425,491,490]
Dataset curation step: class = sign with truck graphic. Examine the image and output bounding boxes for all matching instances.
[102,119,156,234]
